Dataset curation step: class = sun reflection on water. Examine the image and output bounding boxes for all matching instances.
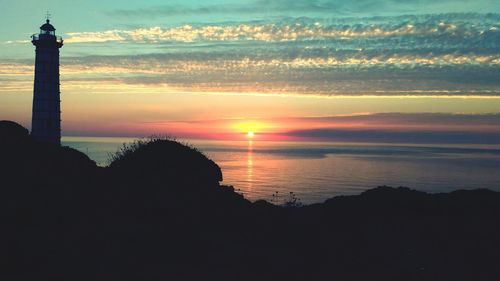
[247,139,253,190]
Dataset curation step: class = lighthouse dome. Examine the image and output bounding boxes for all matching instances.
[40,20,55,32]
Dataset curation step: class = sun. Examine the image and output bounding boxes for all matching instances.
[247,131,255,138]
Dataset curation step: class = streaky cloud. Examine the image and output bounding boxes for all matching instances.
[1,14,498,97]
[281,112,500,144]
[106,0,500,18]
[285,128,500,144]
[65,14,500,44]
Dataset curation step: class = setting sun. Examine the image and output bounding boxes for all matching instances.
[233,121,271,138]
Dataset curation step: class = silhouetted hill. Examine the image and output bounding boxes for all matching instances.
[108,138,222,188]
[0,120,29,142]
[1,121,499,281]
[0,121,97,211]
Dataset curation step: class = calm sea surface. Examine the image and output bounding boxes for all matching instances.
[63,137,500,204]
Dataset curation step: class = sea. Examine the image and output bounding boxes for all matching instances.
[63,137,500,204]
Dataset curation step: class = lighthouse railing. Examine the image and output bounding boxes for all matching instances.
[31,34,63,43]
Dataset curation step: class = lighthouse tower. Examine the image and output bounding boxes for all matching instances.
[31,18,63,145]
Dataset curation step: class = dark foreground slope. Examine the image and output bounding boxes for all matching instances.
[1,121,500,281]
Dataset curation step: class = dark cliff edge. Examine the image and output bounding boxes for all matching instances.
[1,121,499,281]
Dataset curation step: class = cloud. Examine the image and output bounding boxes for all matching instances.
[2,54,499,96]
[287,113,500,128]
[106,0,500,18]
[64,14,500,44]
[282,113,500,144]
[106,1,349,18]
[111,113,500,143]
[285,128,500,144]
[57,13,500,96]
[61,112,500,141]
[2,14,499,97]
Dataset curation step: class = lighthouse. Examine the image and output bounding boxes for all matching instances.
[31,18,63,145]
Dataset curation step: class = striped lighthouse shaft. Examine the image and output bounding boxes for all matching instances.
[31,22,63,145]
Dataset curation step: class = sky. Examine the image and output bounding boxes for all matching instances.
[0,0,499,142]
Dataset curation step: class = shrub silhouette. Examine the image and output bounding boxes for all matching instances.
[108,137,222,188]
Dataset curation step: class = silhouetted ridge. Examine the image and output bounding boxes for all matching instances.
[108,137,223,187]
[0,120,29,143]
[0,122,97,180]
